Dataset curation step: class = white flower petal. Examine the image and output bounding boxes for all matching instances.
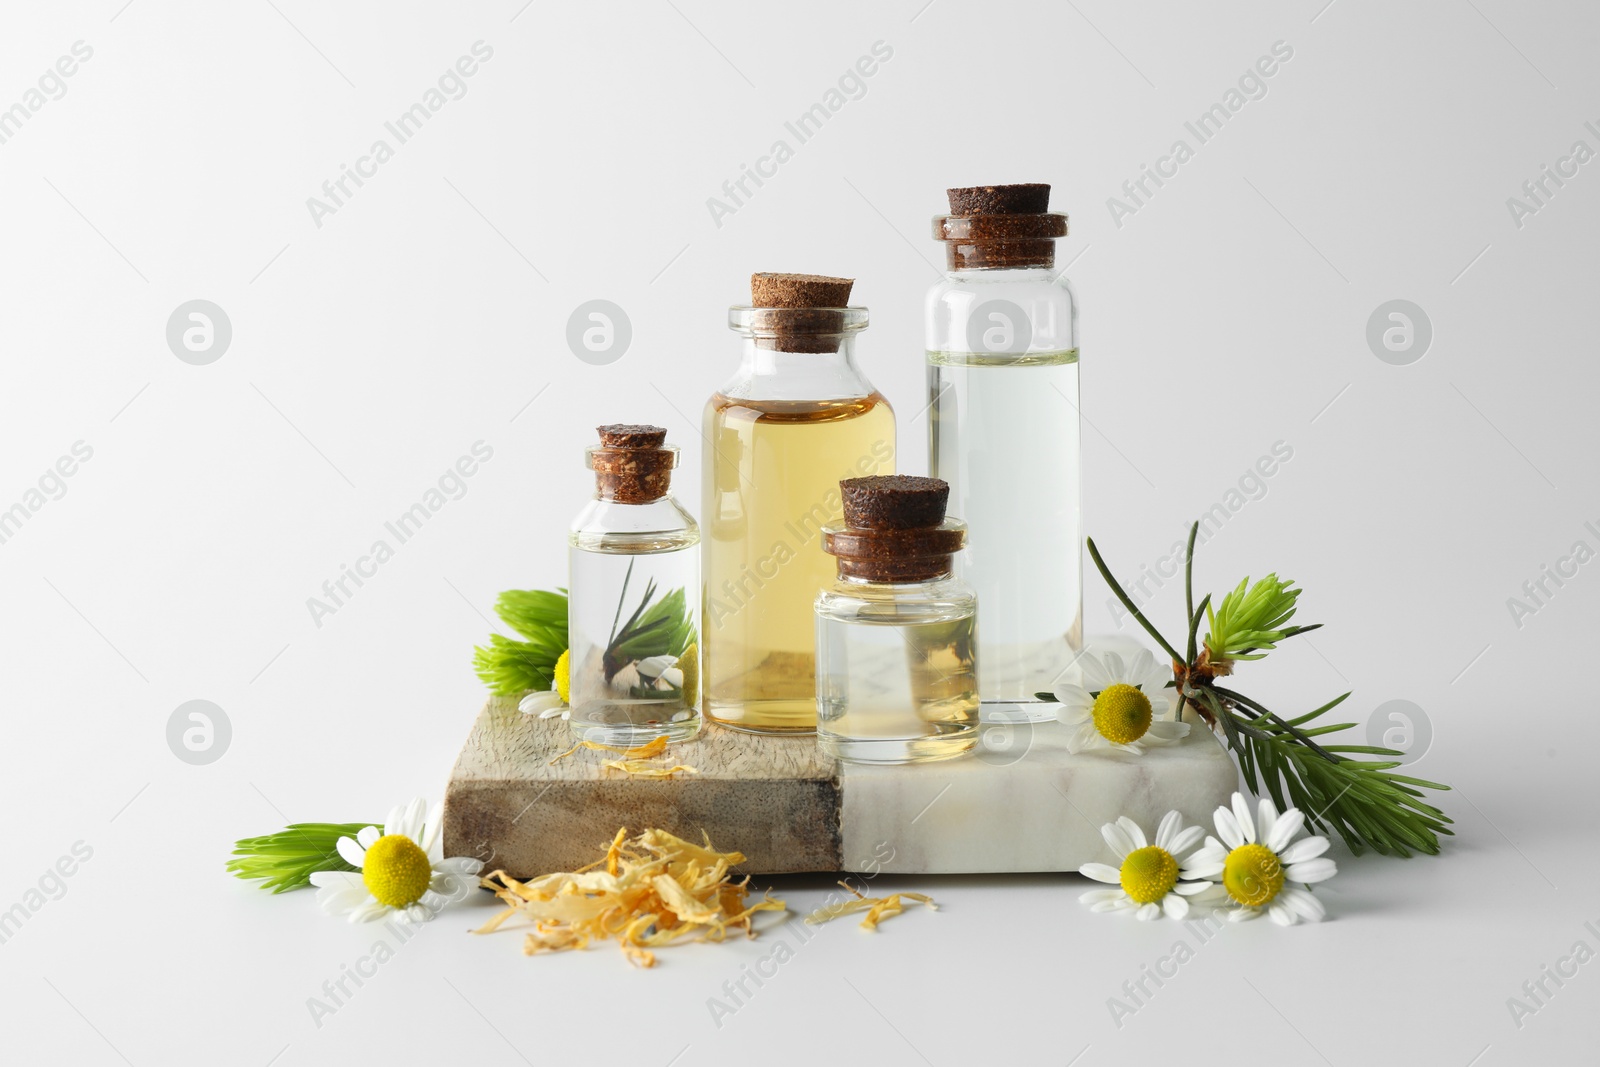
[356,825,381,849]
[1103,651,1127,683]
[1116,817,1148,851]
[335,835,367,869]
[1256,796,1281,849]
[1228,906,1261,923]
[1162,894,1189,920]
[1267,900,1296,926]
[1172,880,1213,896]
[1286,857,1337,884]
[1280,887,1326,923]
[1279,835,1330,865]
[398,797,427,842]
[1091,897,1135,913]
[1264,807,1305,852]
[1155,810,1182,851]
[1231,793,1257,843]
[1167,825,1204,857]
[1079,888,1125,905]
[1143,721,1189,745]
[1135,902,1160,921]
[518,691,563,715]
[421,802,444,857]
[1053,682,1092,708]
[1078,652,1112,692]
[1127,647,1156,683]
[349,900,389,923]
[1214,807,1245,850]
[1080,862,1123,884]
[1057,702,1091,727]
[1066,723,1102,753]
[1100,822,1135,858]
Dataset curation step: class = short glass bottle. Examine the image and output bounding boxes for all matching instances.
[814,475,978,764]
[927,183,1080,724]
[703,273,896,735]
[567,424,701,746]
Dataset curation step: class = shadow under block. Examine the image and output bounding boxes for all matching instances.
[443,697,1239,877]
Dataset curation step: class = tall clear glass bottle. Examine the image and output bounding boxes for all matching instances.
[703,273,896,733]
[927,184,1080,724]
[815,476,978,764]
[568,424,701,746]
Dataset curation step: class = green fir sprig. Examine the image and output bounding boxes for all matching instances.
[473,588,568,696]
[227,822,373,893]
[1087,521,1453,857]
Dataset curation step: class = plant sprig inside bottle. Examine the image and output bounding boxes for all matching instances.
[1041,521,1453,857]
[599,559,697,703]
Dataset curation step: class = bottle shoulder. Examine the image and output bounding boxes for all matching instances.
[815,575,977,622]
[569,496,699,552]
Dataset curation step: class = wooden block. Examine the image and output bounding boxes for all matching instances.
[443,699,843,875]
[442,698,1240,877]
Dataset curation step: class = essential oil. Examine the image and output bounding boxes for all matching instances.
[567,424,701,745]
[927,184,1080,723]
[814,475,978,764]
[703,274,896,734]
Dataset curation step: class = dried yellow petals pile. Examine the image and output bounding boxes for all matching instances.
[549,735,669,764]
[805,881,937,931]
[476,828,786,967]
[548,735,699,778]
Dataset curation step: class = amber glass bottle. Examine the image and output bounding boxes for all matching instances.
[703,274,895,733]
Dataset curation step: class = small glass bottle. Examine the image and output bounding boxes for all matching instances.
[567,424,700,746]
[814,475,978,764]
[927,183,1080,724]
[703,273,896,734]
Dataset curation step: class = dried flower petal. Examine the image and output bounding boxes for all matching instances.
[477,827,786,966]
[805,881,937,930]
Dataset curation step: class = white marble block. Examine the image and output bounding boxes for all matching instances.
[839,711,1238,874]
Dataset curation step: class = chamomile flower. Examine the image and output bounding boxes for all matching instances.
[1185,792,1336,926]
[519,649,571,719]
[1079,811,1216,920]
[309,798,483,924]
[1054,647,1189,755]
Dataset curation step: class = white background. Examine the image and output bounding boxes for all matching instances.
[2,1,1596,1063]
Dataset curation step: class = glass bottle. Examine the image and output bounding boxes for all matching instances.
[927,183,1080,724]
[703,273,896,734]
[567,424,701,746]
[814,475,978,764]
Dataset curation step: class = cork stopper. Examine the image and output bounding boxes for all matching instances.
[823,476,966,583]
[934,182,1067,270]
[947,184,1052,216]
[586,423,678,503]
[743,272,857,354]
[752,273,854,308]
[841,475,949,530]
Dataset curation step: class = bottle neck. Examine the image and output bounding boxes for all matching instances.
[725,334,876,401]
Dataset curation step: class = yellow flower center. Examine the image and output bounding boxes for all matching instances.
[1092,683,1152,745]
[554,649,571,704]
[1223,843,1285,907]
[361,834,433,908]
[1119,845,1179,904]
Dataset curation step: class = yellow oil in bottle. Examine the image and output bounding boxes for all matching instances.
[702,393,895,732]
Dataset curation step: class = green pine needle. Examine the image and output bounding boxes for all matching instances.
[473,588,568,696]
[227,822,374,893]
[1204,573,1317,663]
[1089,521,1453,858]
